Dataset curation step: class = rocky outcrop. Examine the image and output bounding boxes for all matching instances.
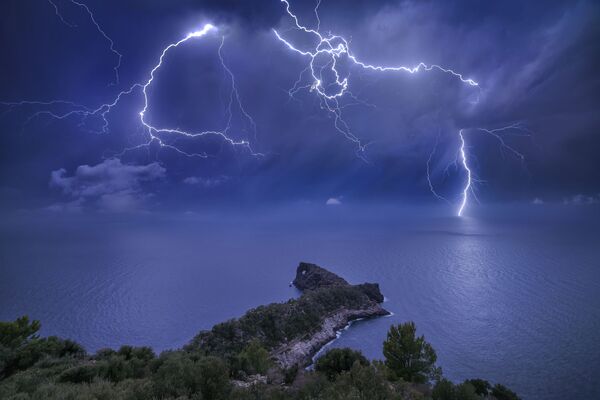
[272,263,389,368]
[294,262,385,303]
[188,262,389,371]
[293,262,349,290]
[271,304,388,369]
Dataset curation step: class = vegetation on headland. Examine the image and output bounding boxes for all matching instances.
[0,263,520,399]
[0,317,520,400]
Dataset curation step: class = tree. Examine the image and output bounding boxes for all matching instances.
[432,379,456,400]
[491,384,521,400]
[324,362,397,400]
[464,379,491,396]
[1,316,85,378]
[315,348,369,381]
[432,379,479,400]
[0,316,40,349]
[196,356,231,400]
[382,321,437,383]
[238,339,272,375]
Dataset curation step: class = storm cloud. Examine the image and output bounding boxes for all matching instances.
[0,0,598,212]
[48,159,166,212]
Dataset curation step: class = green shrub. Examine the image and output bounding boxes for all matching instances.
[491,383,520,400]
[323,362,396,400]
[0,314,522,400]
[152,353,230,399]
[315,348,369,381]
[433,379,481,400]
[237,339,272,375]
[383,322,437,383]
[0,316,85,378]
[283,364,298,385]
[59,364,99,383]
[464,379,491,396]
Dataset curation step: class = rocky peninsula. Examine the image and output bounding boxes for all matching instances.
[187,262,389,369]
[0,262,521,400]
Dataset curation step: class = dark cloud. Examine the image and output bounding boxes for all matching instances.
[562,193,600,206]
[48,159,166,212]
[183,175,230,187]
[0,0,598,212]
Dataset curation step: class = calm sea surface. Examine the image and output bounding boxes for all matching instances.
[1,206,599,400]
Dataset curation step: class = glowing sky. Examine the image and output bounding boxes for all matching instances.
[0,0,598,213]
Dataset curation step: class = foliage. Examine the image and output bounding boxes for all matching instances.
[59,345,155,384]
[152,352,230,399]
[464,378,491,396]
[322,362,399,400]
[315,348,369,381]
[491,383,521,400]
[383,322,437,383]
[432,379,480,400]
[0,316,85,378]
[237,339,272,376]
[188,285,377,359]
[283,364,298,385]
[0,315,521,400]
[0,317,40,349]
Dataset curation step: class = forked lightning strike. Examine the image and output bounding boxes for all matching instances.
[47,0,122,85]
[2,23,261,159]
[4,0,528,216]
[457,130,471,217]
[132,24,260,158]
[275,0,527,216]
[457,124,530,216]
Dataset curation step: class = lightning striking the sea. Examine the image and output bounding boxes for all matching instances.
[457,130,471,217]
[274,0,528,216]
[2,0,529,216]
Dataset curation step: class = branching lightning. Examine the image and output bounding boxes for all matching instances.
[47,0,123,85]
[1,23,261,159]
[275,0,528,216]
[457,130,471,217]
[4,0,529,216]
[426,131,450,205]
[274,0,478,98]
[273,0,479,160]
[131,25,260,158]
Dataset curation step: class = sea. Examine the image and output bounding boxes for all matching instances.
[1,204,599,400]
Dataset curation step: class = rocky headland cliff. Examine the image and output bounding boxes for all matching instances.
[187,262,389,369]
[0,262,521,400]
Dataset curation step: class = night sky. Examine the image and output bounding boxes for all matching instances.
[1,0,598,213]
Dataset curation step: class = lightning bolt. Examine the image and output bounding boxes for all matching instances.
[276,0,529,217]
[47,0,123,86]
[131,26,261,158]
[274,0,478,99]
[5,0,528,216]
[1,23,261,159]
[428,124,531,216]
[426,131,451,204]
[457,130,471,217]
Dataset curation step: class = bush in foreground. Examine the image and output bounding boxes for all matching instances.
[383,322,437,383]
[0,316,521,400]
[315,348,369,381]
